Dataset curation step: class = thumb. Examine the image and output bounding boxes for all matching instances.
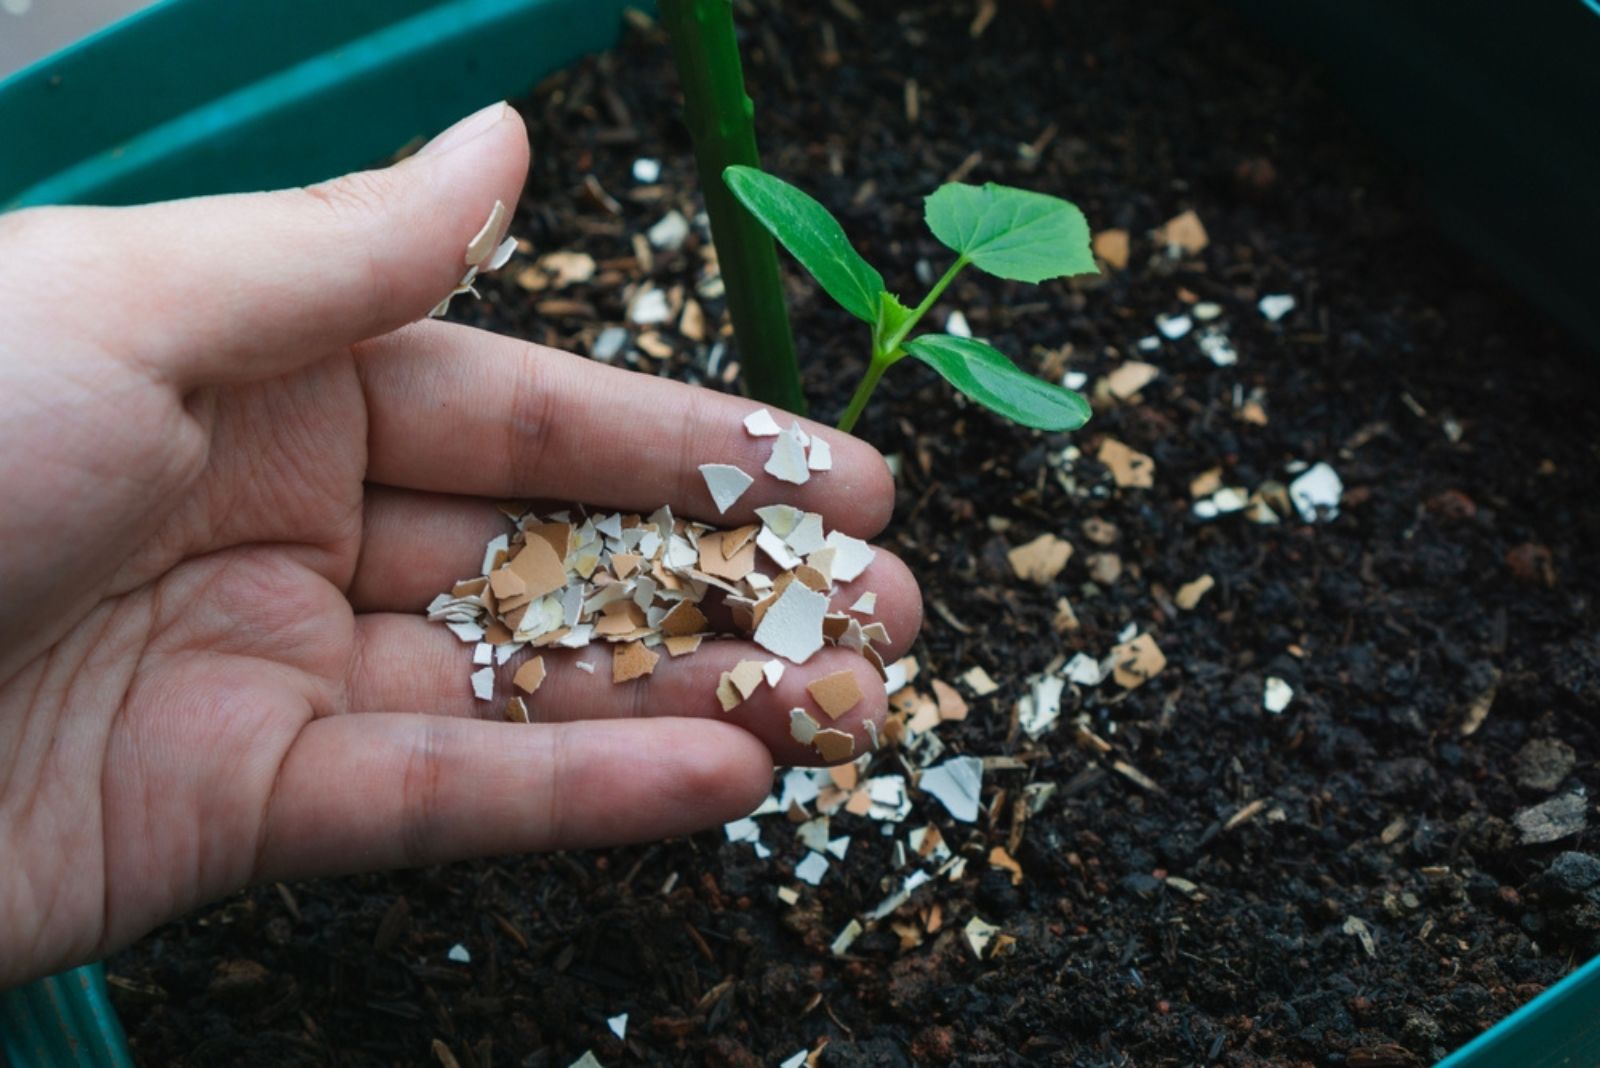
[6,101,530,388]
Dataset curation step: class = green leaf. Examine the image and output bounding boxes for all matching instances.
[724,165,885,323]
[902,334,1091,431]
[924,182,1097,283]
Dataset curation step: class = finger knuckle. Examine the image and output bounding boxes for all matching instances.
[298,169,399,228]
[505,345,558,492]
[398,723,448,866]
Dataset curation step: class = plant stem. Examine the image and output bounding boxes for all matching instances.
[835,257,968,433]
[836,354,890,434]
[660,0,806,414]
[882,257,967,355]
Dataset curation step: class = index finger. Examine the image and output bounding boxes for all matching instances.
[356,320,897,538]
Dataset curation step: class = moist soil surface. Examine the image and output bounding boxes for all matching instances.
[107,1,1600,1064]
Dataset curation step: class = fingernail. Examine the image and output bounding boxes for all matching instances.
[417,101,508,158]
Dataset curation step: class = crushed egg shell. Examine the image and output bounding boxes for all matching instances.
[729,659,766,699]
[830,918,864,956]
[724,816,761,844]
[528,250,595,288]
[961,665,999,696]
[743,408,782,436]
[627,287,672,325]
[806,437,833,472]
[698,463,754,514]
[612,641,660,683]
[989,846,1024,885]
[807,670,864,720]
[1264,676,1295,714]
[883,657,915,695]
[1064,653,1106,686]
[784,512,827,555]
[789,708,820,745]
[918,756,983,822]
[647,209,689,250]
[465,199,509,266]
[513,656,547,695]
[1259,293,1296,322]
[813,728,856,762]
[1175,574,1215,610]
[1019,673,1066,737]
[431,505,895,730]
[1155,313,1192,340]
[1289,462,1343,522]
[484,236,516,271]
[1156,209,1208,254]
[964,916,1001,958]
[663,634,703,657]
[752,581,828,663]
[659,600,708,638]
[764,424,812,485]
[932,679,968,721]
[1111,633,1166,689]
[1198,327,1238,366]
[756,527,802,570]
[1007,533,1073,584]
[1190,467,1224,498]
[503,536,568,601]
[823,531,875,582]
[1098,438,1156,489]
[1093,228,1130,269]
[756,503,802,536]
[1105,360,1160,400]
[794,851,829,885]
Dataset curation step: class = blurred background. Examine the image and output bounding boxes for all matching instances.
[0,0,159,79]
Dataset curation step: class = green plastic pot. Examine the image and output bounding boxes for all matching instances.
[0,964,132,1068]
[1,1,1596,1065]
[1226,0,1600,352]
[0,0,637,209]
[1435,954,1600,1068]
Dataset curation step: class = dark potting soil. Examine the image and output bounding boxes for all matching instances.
[106,1,1600,1065]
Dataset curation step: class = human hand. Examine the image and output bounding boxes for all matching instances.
[0,103,921,987]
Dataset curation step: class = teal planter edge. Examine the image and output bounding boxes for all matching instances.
[0,0,640,210]
[0,964,133,1068]
[1436,953,1600,1068]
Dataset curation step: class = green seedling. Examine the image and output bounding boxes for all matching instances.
[724,165,1098,434]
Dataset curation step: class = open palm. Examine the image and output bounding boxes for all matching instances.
[0,105,919,987]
